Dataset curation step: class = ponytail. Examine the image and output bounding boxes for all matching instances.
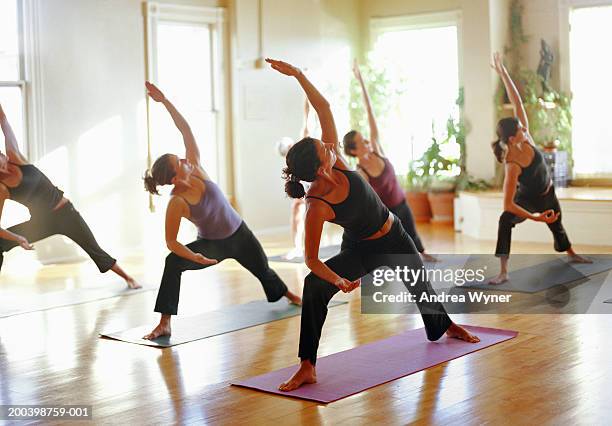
[142,153,176,195]
[282,138,320,199]
[143,170,160,195]
[282,167,306,199]
[491,139,508,163]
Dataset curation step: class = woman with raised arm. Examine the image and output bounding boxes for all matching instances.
[0,103,140,288]
[344,60,437,263]
[142,82,301,340]
[265,58,479,392]
[276,97,314,260]
[489,53,590,285]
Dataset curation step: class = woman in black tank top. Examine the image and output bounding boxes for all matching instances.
[489,53,590,285]
[0,103,140,289]
[266,58,480,393]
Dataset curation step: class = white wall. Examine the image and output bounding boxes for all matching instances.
[231,0,359,230]
[31,0,225,260]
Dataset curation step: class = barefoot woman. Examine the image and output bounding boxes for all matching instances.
[344,61,436,262]
[0,103,140,288]
[489,53,590,285]
[265,59,479,392]
[142,82,300,339]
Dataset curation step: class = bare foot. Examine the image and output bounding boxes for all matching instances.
[446,323,480,343]
[567,254,592,264]
[126,277,142,289]
[488,272,508,285]
[143,321,171,340]
[278,361,317,391]
[285,290,302,306]
[421,252,439,263]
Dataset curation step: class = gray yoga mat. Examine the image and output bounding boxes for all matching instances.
[100,299,348,347]
[462,255,612,293]
[268,245,341,264]
[0,282,156,318]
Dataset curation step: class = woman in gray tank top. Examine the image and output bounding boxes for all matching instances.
[141,82,301,340]
[489,52,591,285]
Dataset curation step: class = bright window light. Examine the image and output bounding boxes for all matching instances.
[371,24,460,175]
[0,0,26,153]
[0,0,19,81]
[570,5,612,176]
[151,21,218,181]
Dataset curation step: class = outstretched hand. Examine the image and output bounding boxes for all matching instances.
[145,81,166,102]
[490,52,505,75]
[352,59,363,81]
[265,58,302,77]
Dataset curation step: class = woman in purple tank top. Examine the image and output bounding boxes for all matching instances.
[342,61,437,263]
[141,82,300,340]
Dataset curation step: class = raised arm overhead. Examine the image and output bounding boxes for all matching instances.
[0,103,28,165]
[491,52,529,131]
[353,60,383,155]
[145,82,202,168]
[265,58,345,165]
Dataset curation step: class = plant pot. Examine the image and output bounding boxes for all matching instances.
[427,191,455,224]
[405,191,431,223]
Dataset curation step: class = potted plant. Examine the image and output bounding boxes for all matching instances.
[412,134,458,224]
[400,164,432,223]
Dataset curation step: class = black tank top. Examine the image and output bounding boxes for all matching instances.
[5,163,64,212]
[509,146,551,196]
[306,167,389,241]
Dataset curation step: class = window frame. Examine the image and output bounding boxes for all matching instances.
[143,2,231,195]
[559,0,612,183]
[0,0,44,161]
[367,11,463,174]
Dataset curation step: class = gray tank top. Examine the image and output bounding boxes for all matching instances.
[183,177,242,240]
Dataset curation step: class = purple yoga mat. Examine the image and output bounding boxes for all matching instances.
[231,325,517,403]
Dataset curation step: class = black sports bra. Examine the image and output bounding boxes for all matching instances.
[306,167,389,241]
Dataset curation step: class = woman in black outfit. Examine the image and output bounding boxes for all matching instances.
[265,58,479,392]
[0,103,140,288]
[489,53,590,285]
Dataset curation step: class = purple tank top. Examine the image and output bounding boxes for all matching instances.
[359,154,405,208]
[186,178,242,240]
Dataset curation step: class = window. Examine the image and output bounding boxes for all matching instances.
[145,3,228,188]
[569,5,612,177]
[369,12,461,175]
[0,0,25,153]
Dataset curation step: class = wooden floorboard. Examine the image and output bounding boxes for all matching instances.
[1,223,611,424]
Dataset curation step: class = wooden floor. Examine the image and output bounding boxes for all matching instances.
[1,224,612,425]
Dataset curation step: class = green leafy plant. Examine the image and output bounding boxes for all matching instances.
[407,135,457,192]
[520,70,572,153]
[348,61,405,131]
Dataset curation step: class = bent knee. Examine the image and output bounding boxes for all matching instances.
[498,211,515,227]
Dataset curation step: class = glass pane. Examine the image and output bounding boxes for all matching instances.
[371,25,460,175]
[151,21,217,180]
[0,0,20,80]
[570,6,612,176]
[0,86,25,153]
